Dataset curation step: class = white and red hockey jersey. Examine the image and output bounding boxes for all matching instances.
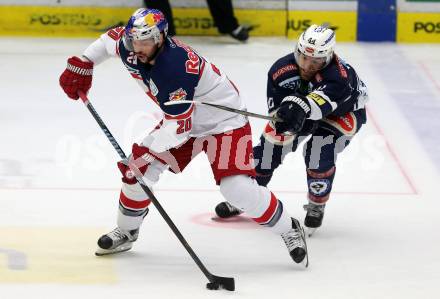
[83,27,247,153]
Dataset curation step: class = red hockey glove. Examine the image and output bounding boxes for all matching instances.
[117,159,138,185]
[117,144,157,185]
[59,56,94,100]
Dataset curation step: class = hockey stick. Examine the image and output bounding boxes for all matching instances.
[77,91,235,291]
[164,100,283,122]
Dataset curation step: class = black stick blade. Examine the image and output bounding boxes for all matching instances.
[207,276,235,291]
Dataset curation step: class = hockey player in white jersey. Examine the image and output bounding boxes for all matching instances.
[59,8,309,265]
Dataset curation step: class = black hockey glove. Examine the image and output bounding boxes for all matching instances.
[275,95,311,134]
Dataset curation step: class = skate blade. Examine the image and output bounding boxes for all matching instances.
[301,227,309,268]
[290,227,309,268]
[95,243,133,256]
[301,256,309,268]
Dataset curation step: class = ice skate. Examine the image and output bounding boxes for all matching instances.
[95,227,139,256]
[303,203,326,237]
[281,218,309,267]
[214,201,243,219]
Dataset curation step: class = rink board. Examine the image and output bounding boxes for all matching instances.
[0,6,355,40]
[286,10,357,41]
[1,4,440,42]
[397,12,440,42]
[0,6,286,38]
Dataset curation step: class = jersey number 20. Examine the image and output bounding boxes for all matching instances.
[177,118,192,134]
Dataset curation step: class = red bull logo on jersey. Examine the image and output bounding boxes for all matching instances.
[169,88,187,102]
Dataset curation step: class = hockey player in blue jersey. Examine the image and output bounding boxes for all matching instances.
[59,8,309,265]
[215,24,369,236]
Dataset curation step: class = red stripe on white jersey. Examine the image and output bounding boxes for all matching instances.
[252,192,278,224]
[228,78,240,95]
[130,73,142,80]
[199,59,206,78]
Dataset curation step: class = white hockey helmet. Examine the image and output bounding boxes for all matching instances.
[123,8,168,50]
[294,24,336,68]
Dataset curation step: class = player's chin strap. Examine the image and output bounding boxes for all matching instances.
[76,90,235,292]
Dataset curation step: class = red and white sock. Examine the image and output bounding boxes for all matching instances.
[117,183,151,230]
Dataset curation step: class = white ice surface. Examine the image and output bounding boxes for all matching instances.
[1,36,440,298]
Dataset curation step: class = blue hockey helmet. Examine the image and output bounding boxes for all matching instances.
[123,8,168,50]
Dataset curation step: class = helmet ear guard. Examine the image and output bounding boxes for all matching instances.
[294,24,336,68]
